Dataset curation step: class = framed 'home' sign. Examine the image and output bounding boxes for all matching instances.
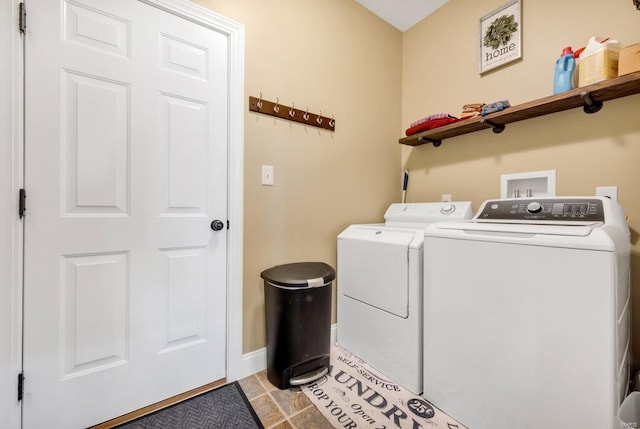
[479,0,522,74]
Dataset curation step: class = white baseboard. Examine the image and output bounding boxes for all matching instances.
[240,347,267,379]
[240,323,337,378]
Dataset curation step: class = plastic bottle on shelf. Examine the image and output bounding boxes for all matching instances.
[553,46,575,94]
[572,46,585,90]
[578,36,621,87]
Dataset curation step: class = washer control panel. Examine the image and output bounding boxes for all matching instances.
[475,198,605,222]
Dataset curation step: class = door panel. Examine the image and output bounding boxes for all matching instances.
[61,252,129,379]
[24,1,228,427]
[63,70,130,215]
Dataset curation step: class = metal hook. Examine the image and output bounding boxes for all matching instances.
[257,92,263,109]
[329,115,335,128]
[303,107,310,121]
[273,97,279,113]
[316,110,323,125]
[289,102,296,118]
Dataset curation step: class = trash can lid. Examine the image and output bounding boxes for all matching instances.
[260,262,335,288]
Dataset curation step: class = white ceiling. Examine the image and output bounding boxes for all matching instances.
[355,0,450,32]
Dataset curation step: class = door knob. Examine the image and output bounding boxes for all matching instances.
[210,220,225,231]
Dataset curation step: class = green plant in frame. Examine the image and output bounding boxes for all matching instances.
[483,14,518,50]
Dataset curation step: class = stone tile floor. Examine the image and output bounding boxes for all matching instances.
[239,370,334,429]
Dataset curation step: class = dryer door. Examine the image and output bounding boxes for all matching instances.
[338,227,413,318]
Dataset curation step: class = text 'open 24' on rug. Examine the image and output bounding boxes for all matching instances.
[115,381,263,429]
[301,344,467,429]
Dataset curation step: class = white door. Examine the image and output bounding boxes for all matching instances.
[23,0,229,427]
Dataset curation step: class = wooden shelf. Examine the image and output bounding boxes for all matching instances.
[399,71,640,147]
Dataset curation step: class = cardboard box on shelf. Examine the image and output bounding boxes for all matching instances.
[618,43,640,76]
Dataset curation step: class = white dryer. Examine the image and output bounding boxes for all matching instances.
[337,201,473,394]
[423,197,631,429]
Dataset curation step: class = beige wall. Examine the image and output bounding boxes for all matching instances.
[403,0,640,365]
[195,0,403,353]
[194,0,640,365]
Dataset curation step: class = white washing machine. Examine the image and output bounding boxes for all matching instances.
[423,197,631,429]
[337,201,473,394]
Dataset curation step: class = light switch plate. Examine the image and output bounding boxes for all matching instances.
[262,165,274,186]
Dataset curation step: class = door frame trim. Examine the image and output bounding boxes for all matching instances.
[1,1,24,428]
[1,2,244,427]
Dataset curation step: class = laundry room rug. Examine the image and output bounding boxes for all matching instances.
[301,344,467,429]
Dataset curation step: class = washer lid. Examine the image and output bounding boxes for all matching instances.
[433,221,600,236]
[425,221,619,251]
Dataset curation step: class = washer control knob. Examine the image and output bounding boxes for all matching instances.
[441,204,456,215]
[526,202,542,213]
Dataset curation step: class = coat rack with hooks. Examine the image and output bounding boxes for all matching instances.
[249,94,335,131]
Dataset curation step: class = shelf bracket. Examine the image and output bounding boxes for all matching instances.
[580,91,603,114]
[480,119,506,134]
[418,136,442,147]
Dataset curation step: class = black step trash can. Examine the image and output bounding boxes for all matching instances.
[261,262,335,389]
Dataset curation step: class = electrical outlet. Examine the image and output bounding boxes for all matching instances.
[596,186,617,202]
[261,165,274,186]
[442,194,452,202]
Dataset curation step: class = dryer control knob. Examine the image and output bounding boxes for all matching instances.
[441,204,456,214]
[526,202,542,213]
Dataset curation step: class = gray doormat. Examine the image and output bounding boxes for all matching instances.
[115,382,263,429]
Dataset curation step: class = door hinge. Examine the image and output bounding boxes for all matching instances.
[17,373,24,401]
[19,188,26,218]
[18,3,26,33]
[227,220,230,230]
[18,3,27,33]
